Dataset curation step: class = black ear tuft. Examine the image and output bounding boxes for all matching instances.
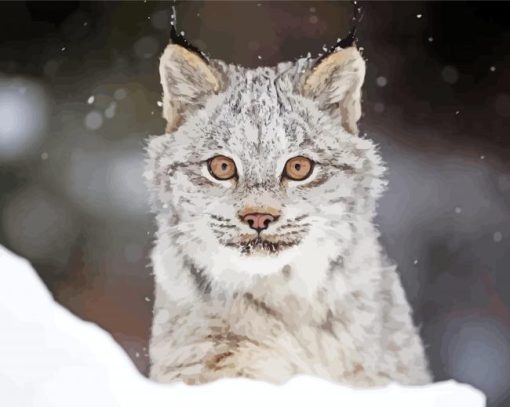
[314,1,363,67]
[169,21,209,65]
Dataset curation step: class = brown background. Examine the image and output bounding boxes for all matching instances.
[0,2,509,406]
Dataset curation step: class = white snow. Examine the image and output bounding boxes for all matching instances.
[0,245,486,407]
[376,76,388,87]
[0,78,49,160]
[114,88,127,100]
[84,110,103,130]
[105,101,117,119]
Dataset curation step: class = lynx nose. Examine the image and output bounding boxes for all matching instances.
[242,213,276,232]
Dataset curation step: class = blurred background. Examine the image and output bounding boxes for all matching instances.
[0,1,509,405]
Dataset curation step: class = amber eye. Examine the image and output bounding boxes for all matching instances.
[208,155,237,180]
[284,156,314,181]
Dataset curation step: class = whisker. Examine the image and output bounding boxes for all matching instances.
[209,222,238,229]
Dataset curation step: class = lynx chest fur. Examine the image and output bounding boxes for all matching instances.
[146,41,431,386]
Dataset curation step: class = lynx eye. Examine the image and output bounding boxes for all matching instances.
[208,155,237,180]
[283,156,314,181]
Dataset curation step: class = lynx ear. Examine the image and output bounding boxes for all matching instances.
[302,47,365,135]
[159,44,221,132]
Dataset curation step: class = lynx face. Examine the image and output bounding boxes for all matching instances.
[146,44,385,281]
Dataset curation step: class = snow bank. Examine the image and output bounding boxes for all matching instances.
[0,245,485,407]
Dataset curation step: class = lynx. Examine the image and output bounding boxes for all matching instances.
[145,35,431,386]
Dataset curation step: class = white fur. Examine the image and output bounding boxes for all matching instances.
[146,45,431,386]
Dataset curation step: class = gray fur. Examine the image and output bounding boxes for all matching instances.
[145,44,431,386]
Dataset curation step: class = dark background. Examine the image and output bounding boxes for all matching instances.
[0,1,509,405]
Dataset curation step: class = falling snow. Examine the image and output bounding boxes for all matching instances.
[84,111,103,130]
[114,88,127,100]
[376,76,388,87]
[105,102,117,119]
[0,5,505,406]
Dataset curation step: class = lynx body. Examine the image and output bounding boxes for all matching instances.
[146,43,431,385]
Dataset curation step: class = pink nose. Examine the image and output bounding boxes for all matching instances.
[242,213,276,232]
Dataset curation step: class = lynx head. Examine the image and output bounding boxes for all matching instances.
[146,43,386,291]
